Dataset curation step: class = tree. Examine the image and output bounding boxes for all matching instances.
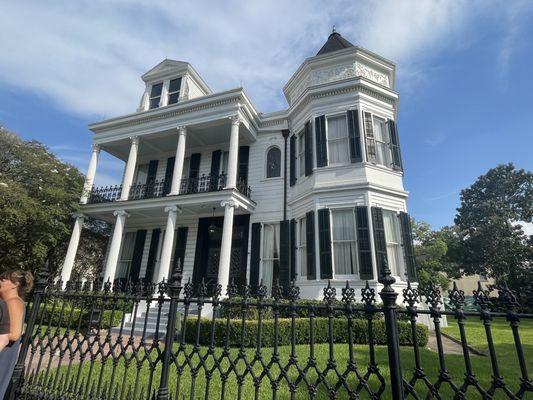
[412,219,458,290]
[0,126,109,278]
[453,163,533,304]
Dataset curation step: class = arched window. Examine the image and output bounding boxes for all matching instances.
[266,147,281,178]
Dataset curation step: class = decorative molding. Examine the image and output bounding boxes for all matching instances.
[355,62,389,87]
[221,200,239,209]
[91,143,100,152]
[177,126,187,136]
[113,209,129,218]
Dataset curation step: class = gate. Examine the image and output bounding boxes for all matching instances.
[5,261,533,399]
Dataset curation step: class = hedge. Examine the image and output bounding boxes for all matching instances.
[183,317,428,348]
[35,303,124,331]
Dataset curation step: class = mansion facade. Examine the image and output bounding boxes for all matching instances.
[60,31,417,299]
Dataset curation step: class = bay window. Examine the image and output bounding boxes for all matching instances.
[382,210,402,276]
[327,115,350,164]
[331,209,357,275]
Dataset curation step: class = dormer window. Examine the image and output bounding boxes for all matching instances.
[168,78,182,105]
[149,82,163,109]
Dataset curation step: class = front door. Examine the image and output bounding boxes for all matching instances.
[193,214,250,293]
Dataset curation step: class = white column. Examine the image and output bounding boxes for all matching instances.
[120,136,140,201]
[79,144,100,204]
[225,115,241,189]
[169,126,187,195]
[217,200,238,294]
[155,205,182,284]
[102,209,129,284]
[60,213,85,285]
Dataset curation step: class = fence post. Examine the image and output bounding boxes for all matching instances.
[378,260,404,400]
[5,262,49,400]
[157,273,181,400]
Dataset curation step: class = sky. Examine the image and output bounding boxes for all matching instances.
[0,0,532,228]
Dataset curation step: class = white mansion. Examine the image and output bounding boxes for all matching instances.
[60,31,417,298]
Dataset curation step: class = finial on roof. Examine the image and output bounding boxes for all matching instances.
[332,25,336,34]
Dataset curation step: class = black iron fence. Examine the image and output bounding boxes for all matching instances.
[6,263,533,400]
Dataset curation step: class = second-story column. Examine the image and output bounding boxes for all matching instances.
[225,115,241,189]
[155,205,182,284]
[102,209,129,285]
[59,212,85,286]
[169,126,187,195]
[217,200,238,294]
[120,136,140,201]
[80,144,100,204]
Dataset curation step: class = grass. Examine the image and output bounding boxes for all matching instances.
[26,317,533,399]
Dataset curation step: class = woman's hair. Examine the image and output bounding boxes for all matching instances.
[1,270,34,298]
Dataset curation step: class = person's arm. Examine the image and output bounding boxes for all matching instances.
[6,299,24,342]
[0,299,10,350]
[0,334,9,352]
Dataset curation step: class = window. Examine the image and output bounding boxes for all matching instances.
[298,131,305,177]
[117,232,136,279]
[262,223,280,294]
[149,82,163,109]
[298,217,307,278]
[373,116,392,167]
[135,164,148,184]
[266,147,281,178]
[220,151,229,175]
[331,210,357,275]
[383,210,402,276]
[327,115,350,164]
[167,78,182,105]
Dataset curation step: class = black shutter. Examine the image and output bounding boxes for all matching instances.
[249,223,262,288]
[289,135,296,186]
[163,157,175,195]
[363,112,377,162]
[305,211,316,280]
[318,208,332,279]
[145,160,159,197]
[279,220,290,290]
[130,230,147,282]
[238,146,250,186]
[399,212,417,281]
[315,115,327,168]
[290,219,297,281]
[387,119,403,171]
[371,207,388,276]
[356,207,373,280]
[189,153,201,193]
[210,150,222,190]
[304,121,313,176]
[144,229,160,283]
[347,110,362,163]
[171,227,188,280]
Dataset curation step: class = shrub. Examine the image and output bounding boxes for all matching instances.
[35,303,123,331]
[183,317,428,348]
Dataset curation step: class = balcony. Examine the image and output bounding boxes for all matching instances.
[86,173,252,204]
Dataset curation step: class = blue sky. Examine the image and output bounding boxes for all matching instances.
[0,0,531,228]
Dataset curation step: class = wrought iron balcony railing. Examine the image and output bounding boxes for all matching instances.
[85,173,251,204]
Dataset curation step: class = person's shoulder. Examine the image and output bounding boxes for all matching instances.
[5,297,25,309]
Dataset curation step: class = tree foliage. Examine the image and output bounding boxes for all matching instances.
[0,127,109,278]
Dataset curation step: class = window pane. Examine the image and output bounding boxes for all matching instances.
[150,83,163,97]
[149,97,160,109]
[298,134,305,177]
[299,218,307,277]
[383,210,401,276]
[168,92,179,105]
[169,78,181,93]
[262,223,280,294]
[266,147,281,178]
[135,165,148,184]
[331,210,357,275]
[328,116,348,139]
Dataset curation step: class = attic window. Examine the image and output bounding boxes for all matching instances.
[168,78,182,105]
[149,82,163,109]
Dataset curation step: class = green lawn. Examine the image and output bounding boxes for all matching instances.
[26,317,533,399]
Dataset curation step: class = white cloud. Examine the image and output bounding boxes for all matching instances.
[0,0,529,118]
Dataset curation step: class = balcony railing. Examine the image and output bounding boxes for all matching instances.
[85,173,252,204]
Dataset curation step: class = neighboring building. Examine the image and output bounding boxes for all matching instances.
[60,31,417,299]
